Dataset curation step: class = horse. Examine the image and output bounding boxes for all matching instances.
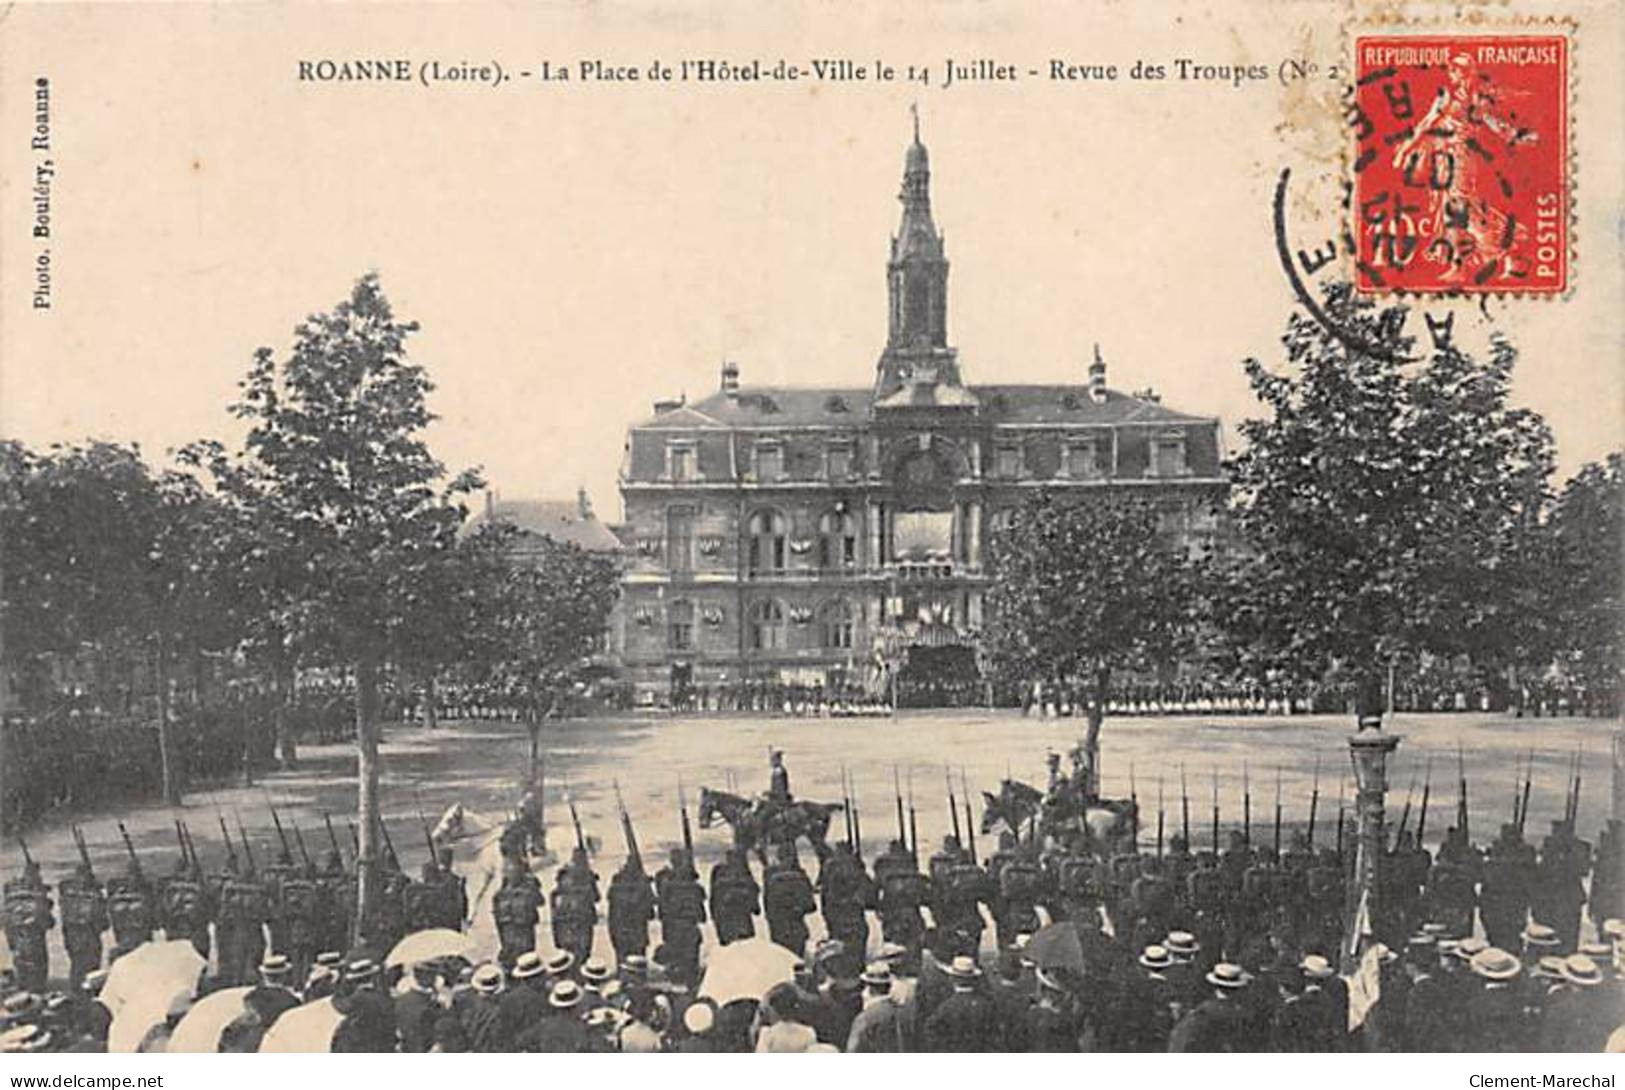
[695,787,844,865]
[431,802,556,960]
[980,779,1046,841]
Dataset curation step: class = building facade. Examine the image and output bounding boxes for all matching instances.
[616,124,1227,707]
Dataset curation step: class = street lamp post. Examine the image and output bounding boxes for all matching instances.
[1344,713,1401,972]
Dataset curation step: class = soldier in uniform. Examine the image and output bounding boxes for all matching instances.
[762,842,816,958]
[1481,824,1535,953]
[367,849,410,957]
[278,859,325,983]
[217,858,270,986]
[1162,835,1197,925]
[104,858,154,961]
[1424,850,1478,939]
[1304,849,1345,958]
[491,855,542,971]
[817,842,877,958]
[551,846,600,966]
[936,849,990,961]
[263,848,297,958]
[318,850,353,956]
[1055,845,1101,927]
[998,845,1044,946]
[984,832,1021,947]
[653,848,706,985]
[607,852,657,963]
[159,856,211,961]
[767,749,792,804]
[1186,855,1227,968]
[874,841,929,967]
[1532,820,1588,952]
[57,862,107,991]
[708,848,759,946]
[3,860,54,993]
[1129,856,1175,952]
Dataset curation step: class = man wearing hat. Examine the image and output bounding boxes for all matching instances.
[845,961,904,1052]
[495,951,550,1050]
[1465,947,1529,1053]
[532,979,595,1053]
[1521,921,1562,970]
[1168,962,1256,1052]
[1480,825,1535,953]
[923,955,996,1052]
[674,998,720,1053]
[755,981,819,1053]
[394,961,446,1053]
[331,957,398,1053]
[1541,954,1611,1052]
[1534,819,1588,953]
[578,957,612,1008]
[460,963,505,1052]
[304,950,343,1001]
[0,1023,54,1054]
[708,847,760,947]
[1162,931,1205,1014]
[1400,933,1449,1051]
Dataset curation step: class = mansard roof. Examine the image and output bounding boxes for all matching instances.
[471,498,623,552]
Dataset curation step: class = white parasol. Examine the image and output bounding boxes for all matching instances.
[386,927,474,969]
[257,997,342,1053]
[166,986,253,1053]
[698,937,800,1005]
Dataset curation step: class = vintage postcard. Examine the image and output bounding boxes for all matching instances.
[0,0,1621,1067]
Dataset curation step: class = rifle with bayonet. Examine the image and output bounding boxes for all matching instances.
[117,821,143,878]
[1242,762,1252,848]
[841,765,854,850]
[218,813,240,871]
[235,813,257,873]
[1211,768,1220,854]
[907,769,919,865]
[894,766,907,849]
[1415,756,1433,849]
[1156,775,1165,860]
[947,767,963,848]
[1130,761,1140,850]
[72,826,96,881]
[1180,763,1191,848]
[1565,746,1583,828]
[960,768,975,865]
[270,806,293,862]
[1456,743,1470,842]
[1307,757,1321,851]
[566,791,586,854]
[613,780,641,871]
[677,777,694,862]
[291,820,314,871]
[1273,766,1283,858]
[1516,750,1534,836]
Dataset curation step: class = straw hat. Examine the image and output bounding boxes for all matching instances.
[1560,955,1603,988]
[1165,931,1200,957]
[683,1002,716,1034]
[581,958,612,983]
[1469,947,1522,982]
[512,952,545,981]
[1139,944,1174,970]
[860,962,894,988]
[1522,922,1560,948]
[945,955,982,980]
[1300,955,1335,980]
[1205,963,1252,989]
[549,980,584,1009]
[471,963,504,995]
[1454,937,1488,961]
[545,951,575,976]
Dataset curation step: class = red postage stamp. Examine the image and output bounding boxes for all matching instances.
[1352,35,1569,295]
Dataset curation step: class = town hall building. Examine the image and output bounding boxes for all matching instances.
[615,122,1228,707]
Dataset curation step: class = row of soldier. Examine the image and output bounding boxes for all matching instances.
[3,816,468,996]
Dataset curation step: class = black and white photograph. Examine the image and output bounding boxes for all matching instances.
[0,0,1621,1070]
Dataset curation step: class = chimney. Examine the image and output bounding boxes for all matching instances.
[721,359,740,398]
[577,486,592,519]
[653,396,682,413]
[1089,344,1108,404]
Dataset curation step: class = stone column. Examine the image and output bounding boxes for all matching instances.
[868,500,883,568]
[1345,719,1400,972]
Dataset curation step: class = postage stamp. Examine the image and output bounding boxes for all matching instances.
[1352,34,1569,295]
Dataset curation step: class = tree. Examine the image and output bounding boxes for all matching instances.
[461,525,619,789]
[1546,454,1623,712]
[229,273,480,926]
[1225,285,1554,723]
[983,492,1204,795]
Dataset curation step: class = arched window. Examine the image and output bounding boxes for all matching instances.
[668,600,694,651]
[749,599,786,651]
[747,509,787,574]
[821,599,855,650]
[818,508,859,570]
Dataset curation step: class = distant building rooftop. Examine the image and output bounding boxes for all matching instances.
[471,489,622,553]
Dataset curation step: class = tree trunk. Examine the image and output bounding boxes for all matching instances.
[272,653,297,768]
[1083,666,1109,799]
[424,672,438,731]
[156,630,180,805]
[355,652,382,944]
